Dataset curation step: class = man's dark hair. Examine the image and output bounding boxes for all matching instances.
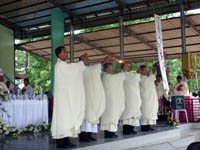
[121,63,125,70]
[24,78,29,83]
[79,56,82,61]
[156,75,162,78]
[6,81,10,84]
[177,75,182,80]
[103,63,112,72]
[55,46,65,58]
[139,65,147,71]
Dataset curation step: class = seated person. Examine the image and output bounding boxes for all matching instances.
[0,68,10,94]
[6,81,18,94]
[22,78,34,94]
[174,76,189,96]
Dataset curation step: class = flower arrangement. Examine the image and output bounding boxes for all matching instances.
[162,96,178,127]
[0,119,50,136]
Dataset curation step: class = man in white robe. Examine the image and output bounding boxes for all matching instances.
[139,65,158,132]
[0,68,10,94]
[22,78,34,94]
[174,76,189,96]
[100,63,125,138]
[120,63,141,135]
[51,46,85,148]
[79,53,106,142]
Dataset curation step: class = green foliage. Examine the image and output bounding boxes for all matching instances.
[15,50,51,93]
[27,54,51,93]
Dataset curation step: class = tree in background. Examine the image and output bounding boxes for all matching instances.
[15,50,51,94]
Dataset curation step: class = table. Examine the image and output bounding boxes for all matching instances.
[0,94,48,128]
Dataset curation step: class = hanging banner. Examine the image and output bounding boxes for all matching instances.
[154,14,169,92]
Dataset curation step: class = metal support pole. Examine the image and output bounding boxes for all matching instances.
[70,22,74,63]
[180,0,186,53]
[119,15,124,60]
[50,8,64,97]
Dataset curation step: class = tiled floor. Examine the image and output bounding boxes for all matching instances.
[0,124,175,150]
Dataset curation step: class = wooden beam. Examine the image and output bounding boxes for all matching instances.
[186,17,200,35]
[114,0,130,12]
[0,16,23,32]
[16,45,50,61]
[124,27,157,51]
[75,35,118,58]
[47,0,82,21]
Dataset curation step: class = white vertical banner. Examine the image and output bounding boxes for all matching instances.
[154,14,169,92]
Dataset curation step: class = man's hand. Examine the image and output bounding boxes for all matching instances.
[102,55,112,65]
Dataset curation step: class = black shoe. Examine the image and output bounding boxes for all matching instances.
[56,143,69,149]
[79,132,91,142]
[89,136,97,141]
[104,131,118,138]
[88,133,97,141]
[148,127,154,131]
[141,125,149,132]
[79,137,91,142]
[123,125,132,135]
[68,142,76,148]
[147,125,154,131]
[132,130,137,134]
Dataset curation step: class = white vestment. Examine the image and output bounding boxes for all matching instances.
[22,85,34,94]
[81,64,106,133]
[51,59,85,139]
[120,73,141,127]
[174,81,189,96]
[156,81,164,99]
[140,75,158,125]
[101,73,125,132]
[0,82,10,94]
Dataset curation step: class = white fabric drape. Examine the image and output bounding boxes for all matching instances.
[0,94,48,128]
[100,73,125,132]
[51,59,85,139]
[83,64,105,124]
[120,73,141,127]
[140,75,158,125]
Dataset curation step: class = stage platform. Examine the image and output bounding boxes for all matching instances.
[1,123,200,150]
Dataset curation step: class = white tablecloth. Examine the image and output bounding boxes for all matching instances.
[0,94,48,128]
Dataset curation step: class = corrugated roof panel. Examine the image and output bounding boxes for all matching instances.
[72,1,117,14]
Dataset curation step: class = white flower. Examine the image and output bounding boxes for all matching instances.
[5,131,9,135]
[3,127,7,131]
[29,127,33,131]
[33,129,39,133]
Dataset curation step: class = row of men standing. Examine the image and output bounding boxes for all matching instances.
[51,46,158,149]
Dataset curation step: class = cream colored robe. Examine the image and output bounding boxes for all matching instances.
[83,64,106,124]
[0,82,10,94]
[120,73,141,127]
[101,72,125,132]
[156,81,164,99]
[174,81,189,96]
[51,59,85,139]
[140,75,158,125]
